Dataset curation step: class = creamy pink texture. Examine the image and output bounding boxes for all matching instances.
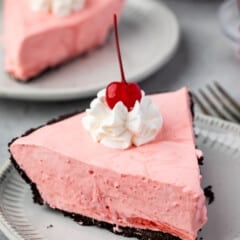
[3,0,125,81]
[10,88,207,240]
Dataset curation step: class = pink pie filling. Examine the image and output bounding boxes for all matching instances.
[3,0,125,81]
[10,88,207,240]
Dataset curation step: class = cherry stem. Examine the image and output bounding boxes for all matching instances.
[114,14,126,83]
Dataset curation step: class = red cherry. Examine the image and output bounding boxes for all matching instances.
[106,81,142,111]
[106,14,142,111]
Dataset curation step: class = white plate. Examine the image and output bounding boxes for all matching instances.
[219,0,240,45]
[1,114,240,240]
[0,0,180,101]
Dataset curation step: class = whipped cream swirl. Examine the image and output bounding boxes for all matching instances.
[82,89,163,149]
[30,0,85,17]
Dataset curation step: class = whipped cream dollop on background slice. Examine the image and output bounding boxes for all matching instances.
[30,0,85,16]
[82,89,163,149]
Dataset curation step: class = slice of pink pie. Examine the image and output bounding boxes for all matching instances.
[9,88,207,240]
[3,0,125,81]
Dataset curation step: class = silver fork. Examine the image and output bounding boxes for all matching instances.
[192,82,240,123]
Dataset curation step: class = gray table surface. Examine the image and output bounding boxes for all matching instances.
[1,0,240,239]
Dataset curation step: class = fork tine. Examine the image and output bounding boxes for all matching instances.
[192,92,212,115]
[214,81,240,112]
[207,84,240,122]
[199,89,229,120]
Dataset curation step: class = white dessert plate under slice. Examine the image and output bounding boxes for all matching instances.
[1,113,240,240]
[0,0,180,101]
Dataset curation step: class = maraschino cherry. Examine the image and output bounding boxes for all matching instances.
[106,14,142,112]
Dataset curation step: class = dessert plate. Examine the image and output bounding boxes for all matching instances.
[1,114,240,240]
[219,0,240,46]
[0,0,180,101]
